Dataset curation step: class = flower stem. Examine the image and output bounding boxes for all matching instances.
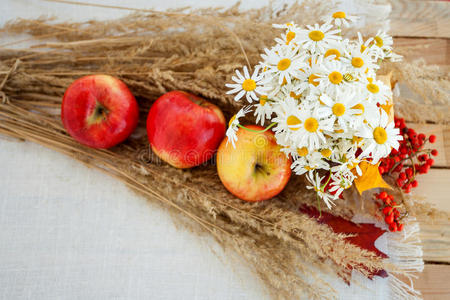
[316,194,322,218]
[237,122,277,133]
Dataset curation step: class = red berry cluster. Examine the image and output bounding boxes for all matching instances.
[378,117,438,193]
[376,191,404,232]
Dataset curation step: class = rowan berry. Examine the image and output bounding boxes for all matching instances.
[389,223,398,232]
[382,207,392,215]
[385,214,394,224]
[405,168,413,178]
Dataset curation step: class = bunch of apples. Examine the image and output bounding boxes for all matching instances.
[61,75,291,202]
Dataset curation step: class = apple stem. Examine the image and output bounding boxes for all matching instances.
[237,122,277,133]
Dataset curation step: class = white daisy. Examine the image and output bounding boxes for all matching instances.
[225,66,269,103]
[322,11,359,28]
[295,106,334,151]
[355,32,374,55]
[361,77,392,105]
[351,96,380,126]
[305,171,336,209]
[275,26,300,46]
[226,105,253,148]
[272,97,302,133]
[371,30,393,57]
[318,90,361,132]
[260,45,306,85]
[356,110,402,163]
[295,58,325,93]
[330,144,364,177]
[253,96,273,126]
[328,167,356,198]
[316,59,350,94]
[292,151,329,175]
[348,46,378,77]
[323,39,350,63]
[297,23,341,54]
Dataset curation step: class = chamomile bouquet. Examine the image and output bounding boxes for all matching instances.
[225,12,403,208]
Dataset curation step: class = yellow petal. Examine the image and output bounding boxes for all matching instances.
[354,161,391,195]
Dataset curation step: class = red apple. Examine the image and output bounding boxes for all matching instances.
[61,75,139,149]
[147,91,226,168]
[217,125,291,202]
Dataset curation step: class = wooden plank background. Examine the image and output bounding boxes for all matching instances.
[390,1,450,299]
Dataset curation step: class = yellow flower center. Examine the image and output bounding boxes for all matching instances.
[241,79,256,91]
[297,147,308,157]
[304,117,319,132]
[305,166,314,171]
[360,44,367,53]
[332,11,346,18]
[286,31,296,44]
[328,71,343,84]
[228,115,236,127]
[366,83,379,94]
[308,74,320,86]
[308,30,325,41]
[277,58,291,71]
[324,49,341,60]
[374,36,383,47]
[351,57,364,68]
[332,103,346,116]
[321,149,332,157]
[351,103,364,115]
[287,115,301,130]
[373,127,388,144]
[335,129,344,133]
[259,95,267,106]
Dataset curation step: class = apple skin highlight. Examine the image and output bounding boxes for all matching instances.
[217,125,292,202]
[147,91,226,168]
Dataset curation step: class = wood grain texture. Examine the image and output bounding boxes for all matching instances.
[414,169,450,212]
[394,38,449,68]
[420,222,450,263]
[390,0,450,38]
[414,264,450,300]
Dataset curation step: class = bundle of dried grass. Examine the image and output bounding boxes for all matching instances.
[0,1,448,299]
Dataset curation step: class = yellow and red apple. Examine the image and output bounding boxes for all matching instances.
[61,75,139,149]
[217,125,292,202]
[147,91,226,168]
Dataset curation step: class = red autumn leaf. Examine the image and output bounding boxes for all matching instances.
[300,205,388,282]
